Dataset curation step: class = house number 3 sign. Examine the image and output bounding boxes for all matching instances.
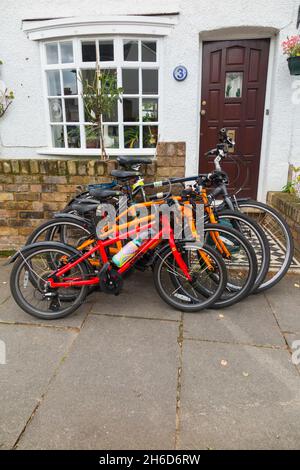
[173,65,188,81]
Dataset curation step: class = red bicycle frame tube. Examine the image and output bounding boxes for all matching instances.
[49,214,192,288]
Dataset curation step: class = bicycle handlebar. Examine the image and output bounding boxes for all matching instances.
[143,175,199,189]
[140,128,233,195]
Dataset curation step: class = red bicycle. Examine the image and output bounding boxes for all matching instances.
[9,203,227,319]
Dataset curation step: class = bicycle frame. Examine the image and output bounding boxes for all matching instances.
[74,189,230,268]
[199,189,232,258]
[48,214,192,289]
[77,197,185,250]
[64,166,233,267]
[119,175,234,260]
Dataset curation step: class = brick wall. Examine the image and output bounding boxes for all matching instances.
[0,142,185,251]
[267,191,300,258]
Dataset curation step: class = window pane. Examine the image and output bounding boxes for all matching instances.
[51,125,64,147]
[99,40,114,61]
[81,69,95,86]
[142,41,156,62]
[124,41,138,61]
[60,42,73,63]
[85,126,100,148]
[124,126,139,149]
[142,70,158,94]
[46,70,61,96]
[49,98,63,122]
[46,43,58,64]
[67,126,81,148]
[143,125,158,148]
[122,69,139,94]
[84,106,96,123]
[142,98,158,122]
[65,98,79,122]
[225,72,243,98]
[82,41,96,62]
[81,69,117,90]
[123,98,139,122]
[103,125,119,148]
[62,69,77,95]
[103,101,118,122]
[102,69,117,90]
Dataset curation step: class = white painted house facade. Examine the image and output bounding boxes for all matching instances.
[1,0,300,200]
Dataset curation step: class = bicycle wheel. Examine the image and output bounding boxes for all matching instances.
[203,224,258,308]
[10,243,90,320]
[216,210,270,292]
[236,200,294,292]
[26,217,93,247]
[153,242,227,312]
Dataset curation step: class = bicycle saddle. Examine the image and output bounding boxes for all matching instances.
[69,197,98,213]
[110,169,141,179]
[117,156,153,167]
[89,188,121,199]
[71,201,99,214]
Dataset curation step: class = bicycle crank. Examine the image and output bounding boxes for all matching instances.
[99,264,123,295]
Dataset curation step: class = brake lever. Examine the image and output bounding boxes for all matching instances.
[204,148,217,157]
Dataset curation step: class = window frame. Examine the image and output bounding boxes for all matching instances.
[40,36,162,156]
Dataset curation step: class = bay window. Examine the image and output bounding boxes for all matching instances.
[42,37,160,154]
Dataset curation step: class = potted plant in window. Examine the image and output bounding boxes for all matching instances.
[80,64,123,160]
[124,126,139,149]
[282,35,300,75]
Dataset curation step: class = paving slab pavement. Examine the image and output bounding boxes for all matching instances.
[264,274,300,333]
[178,340,300,450]
[0,259,299,450]
[0,296,92,329]
[284,333,300,374]
[0,323,77,449]
[0,269,10,306]
[183,293,286,348]
[16,315,180,450]
[90,271,181,321]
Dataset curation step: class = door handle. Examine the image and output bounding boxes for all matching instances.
[200,109,206,116]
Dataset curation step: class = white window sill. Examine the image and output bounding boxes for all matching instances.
[37,147,156,157]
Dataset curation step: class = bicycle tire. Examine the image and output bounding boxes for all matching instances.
[203,224,258,308]
[26,217,92,247]
[216,210,270,292]
[236,200,294,292]
[153,242,227,312]
[10,243,90,320]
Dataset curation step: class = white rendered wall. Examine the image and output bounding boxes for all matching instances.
[0,0,299,200]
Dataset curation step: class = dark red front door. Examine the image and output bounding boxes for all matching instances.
[199,39,270,198]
